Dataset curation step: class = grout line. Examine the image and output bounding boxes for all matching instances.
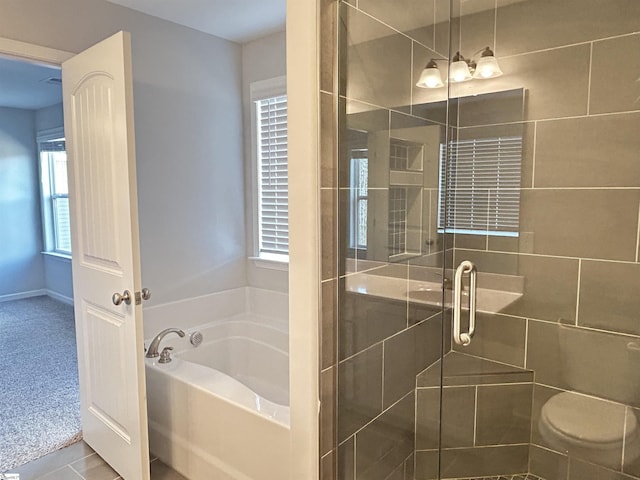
[575,259,582,326]
[499,30,640,60]
[524,318,529,369]
[531,121,537,188]
[339,310,443,364]
[381,340,386,409]
[529,378,536,450]
[338,341,381,364]
[535,381,634,408]
[452,246,640,264]
[320,449,334,460]
[587,42,593,115]
[453,109,640,131]
[493,0,498,53]
[418,381,534,389]
[406,262,410,328]
[622,406,629,471]
[347,390,415,440]
[452,350,526,371]
[68,465,86,480]
[415,443,530,452]
[320,364,335,374]
[338,94,448,126]
[413,382,419,477]
[527,316,640,340]
[473,385,478,446]
[338,435,352,447]
[352,434,357,479]
[636,202,640,263]
[432,0,436,49]
[410,41,414,116]
[534,108,640,122]
[342,2,445,56]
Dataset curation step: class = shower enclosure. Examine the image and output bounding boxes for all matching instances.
[320,0,640,479]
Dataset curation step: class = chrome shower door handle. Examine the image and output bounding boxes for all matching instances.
[453,260,478,346]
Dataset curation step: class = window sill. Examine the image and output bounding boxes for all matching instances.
[249,255,289,272]
[42,251,72,261]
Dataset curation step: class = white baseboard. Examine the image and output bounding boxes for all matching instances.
[0,289,48,303]
[0,289,74,305]
[46,290,74,306]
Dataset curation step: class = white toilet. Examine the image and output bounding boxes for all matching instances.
[537,326,640,468]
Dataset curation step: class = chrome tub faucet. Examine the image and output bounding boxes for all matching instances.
[146,328,185,358]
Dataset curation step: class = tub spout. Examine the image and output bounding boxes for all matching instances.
[146,328,185,358]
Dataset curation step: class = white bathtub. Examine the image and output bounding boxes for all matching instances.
[145,306,290,480]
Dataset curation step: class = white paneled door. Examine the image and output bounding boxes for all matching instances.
[62,31,150,480]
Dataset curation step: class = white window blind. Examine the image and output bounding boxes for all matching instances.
[349,153,368,249]
[40,139,72,254]
[257,95,288,256]
[438,136,522,237]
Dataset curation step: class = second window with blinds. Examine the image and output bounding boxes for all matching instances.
[251,76,289,263]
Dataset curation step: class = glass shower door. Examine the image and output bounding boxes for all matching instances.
[433,1,640,480]
[334,0,640,479]
[429,86,535,479]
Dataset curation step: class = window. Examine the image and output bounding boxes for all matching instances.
[388,187,407,255]
[438,136,522,237]
[349,152,368,249]
[253,78,288,261]
[39,137,71,255]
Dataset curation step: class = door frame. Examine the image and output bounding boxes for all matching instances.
[0,37,74,66]
[287,1,320,479]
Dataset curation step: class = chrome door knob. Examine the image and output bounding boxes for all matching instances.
[112,290,132,306]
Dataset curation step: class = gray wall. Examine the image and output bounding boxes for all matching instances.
[0,0,246,306]
[0,107,44,297]
[241,30,288,293]
[35,102,64,132]
[35,102,74,301]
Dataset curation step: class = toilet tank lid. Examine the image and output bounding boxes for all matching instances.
[541,392,636,444]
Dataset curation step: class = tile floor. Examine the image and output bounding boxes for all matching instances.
[458,476,544,480]
[7,441,186,480]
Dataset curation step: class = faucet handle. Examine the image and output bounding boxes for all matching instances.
[158,346,174,364]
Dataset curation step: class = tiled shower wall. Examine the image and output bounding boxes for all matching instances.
[319,1,640,480]
[445,1,640,479]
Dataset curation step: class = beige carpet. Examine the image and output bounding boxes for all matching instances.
[0,296,82,472]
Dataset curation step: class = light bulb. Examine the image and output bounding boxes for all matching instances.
[472,49,504,79]
[416,61,444,88]
[449,60,472,83]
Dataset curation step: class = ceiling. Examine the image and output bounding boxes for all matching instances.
[1,0,285,109]
[105,0,286,44]
[0,57,62,110]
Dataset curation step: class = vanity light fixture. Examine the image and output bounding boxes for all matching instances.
[416,46,503,88]
[472,47,503,79]
[415,59,445,88]
[450,51,474,83]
